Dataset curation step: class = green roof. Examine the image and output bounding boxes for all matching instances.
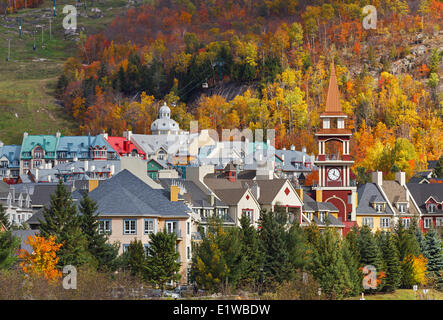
[21,134,60,159]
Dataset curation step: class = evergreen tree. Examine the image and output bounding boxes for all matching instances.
[342,228,363,295]
[380,232,402,292]
[238,215,263,287]
[286,221,309,272]
[39,180,91,267]
[145,229,181,293]
[433,155,443,178]
[259,208,292,285]
[192,221,229,292]
[411,218,426,254]
[0,204,10,231]
[309,228,353,299]
[357,226,383,269]
[423,228,443,289]
[217,225,244,289]
[78,192,119,270]
[126,238,147,279]
[0,230,20,269]
[394,221,420,288]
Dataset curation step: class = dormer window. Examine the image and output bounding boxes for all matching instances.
[397,203,407,213]
[319,211,327,222]
[428,203,437,213]
[375,203,384,213]
[337,118,345,129]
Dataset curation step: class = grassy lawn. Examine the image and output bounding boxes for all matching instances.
[348,289,443,300]
[0,0,128,144]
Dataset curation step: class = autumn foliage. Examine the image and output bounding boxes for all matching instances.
[18,235,62,282]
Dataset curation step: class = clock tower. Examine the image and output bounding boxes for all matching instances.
[314,61,357,231]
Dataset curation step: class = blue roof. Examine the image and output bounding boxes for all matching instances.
[0,145,21,164]
[57,135,119,158]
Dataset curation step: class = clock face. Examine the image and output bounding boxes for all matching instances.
[328,168,341,181]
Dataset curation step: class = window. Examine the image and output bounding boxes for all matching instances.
[23,161,30,168]
[98,219,111,234]
[424,218,433,229]
[187,222,190,235]
[123,219,136,235]
[242,209,254,222]
[362,217,374,228]
[375,203,384,213]
[428,204,437,213]
[436,218,443,227]
[305,212,312,220]
[319,212,327,223]
[34,160,42,167]
[166,221,179,237]
[144,219,155,234]
[380,218,391,228]
[401,218,411,228]
[122,244,130,253]
[187,246,191,260]
[398,203,407,213]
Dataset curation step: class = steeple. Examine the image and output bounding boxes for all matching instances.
[323,61,345,116]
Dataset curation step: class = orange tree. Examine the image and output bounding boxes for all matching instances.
[18,235,62,282]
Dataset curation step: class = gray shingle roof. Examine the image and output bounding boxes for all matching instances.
[407,183,443,214]
[356,183,394,215]
[88,169,190,217]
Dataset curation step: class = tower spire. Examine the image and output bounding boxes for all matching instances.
[324,61,344,115]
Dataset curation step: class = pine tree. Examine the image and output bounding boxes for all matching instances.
[342,228,363,295]
[411,218,426,254]
[192,222,229,292]
[357,226,383,269]
[238,215,263,287]
[394,221,420,288]
[0,230,20,269]
[126,238,147,279]
[145,229,181,293]
[286,221,309,273]
[78,191,118,270]
[423,228,443,289]
[433,155,443,178]
[0,204,10,231]
[217,224,244,289]
[259,208,292,285]
[309,228,353,299]
[39,180,91,267]
[380,232,402,292]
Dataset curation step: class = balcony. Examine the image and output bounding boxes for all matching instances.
[167,229,182,240]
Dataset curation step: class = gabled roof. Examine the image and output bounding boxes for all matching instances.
[87,169,190,217]
[106,136,146,158]
[0,145,21,162]
[381,181,420,215]
[212,188,250,206]
[30,183,75,206]
[356,183,394,215]
[407,183,443,214]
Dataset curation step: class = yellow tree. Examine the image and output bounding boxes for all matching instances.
[18,235,62,282]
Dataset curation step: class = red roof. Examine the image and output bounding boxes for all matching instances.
[106,136,146,159]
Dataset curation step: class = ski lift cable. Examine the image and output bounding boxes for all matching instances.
[176,63,215,96]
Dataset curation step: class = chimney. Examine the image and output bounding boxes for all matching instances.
[395,171,406,187]
[302,146,307,153]
[170,185,180,202]
[23,132,28,139]
[291,145,295,151]
[84,160,89,172]
[251,183,260,201]
[90,165,95,171]
[372,171,383,186]
[35,169,39,181]
[48,175,52,182]
[283,147,286,151]
[12,187,16,202]
[56,131,61,138]
[110,164,115,175]
[101,131,108,140]
[296,188,303,202]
